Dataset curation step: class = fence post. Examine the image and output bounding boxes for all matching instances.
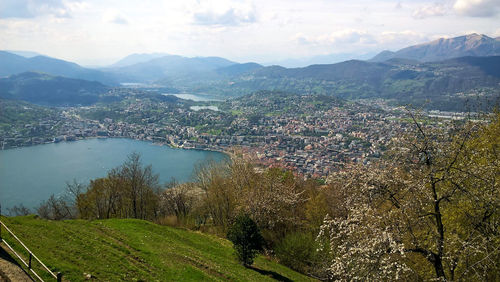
[57,272,62,282]
[29,253,32,269]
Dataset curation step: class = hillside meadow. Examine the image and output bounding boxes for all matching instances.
[0,215,313,281]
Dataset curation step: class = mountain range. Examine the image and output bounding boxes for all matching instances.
[370,34,500,62]
[5,50,43,58]
[108,53,170,68]
[104,55,241,83]
[0,33,498,110]
[216,56,500,110]
[266,52,377,68]
[0,51,117,85]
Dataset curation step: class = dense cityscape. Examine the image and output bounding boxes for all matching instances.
[0,90,467,179]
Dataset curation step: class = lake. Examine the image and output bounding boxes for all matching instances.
[190,106,220,111]
[162,93,222,102]
[0,138,226,212]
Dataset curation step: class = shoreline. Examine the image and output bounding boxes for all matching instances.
[0,136,230,211]
[0,136,231,158]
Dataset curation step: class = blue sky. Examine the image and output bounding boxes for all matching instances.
[1,0,499,66]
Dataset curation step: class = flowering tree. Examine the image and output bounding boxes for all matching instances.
[319,166,413,281]
[319,113,500,280]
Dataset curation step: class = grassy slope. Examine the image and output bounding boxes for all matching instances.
[0,216,313,281]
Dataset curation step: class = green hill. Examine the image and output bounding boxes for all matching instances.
[0,216,313,281]
[0,72,109,106]
[186,56,500,111]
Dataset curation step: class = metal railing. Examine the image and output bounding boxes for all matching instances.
[0,219,62,282]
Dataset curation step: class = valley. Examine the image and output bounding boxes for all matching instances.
[1,30,499,281]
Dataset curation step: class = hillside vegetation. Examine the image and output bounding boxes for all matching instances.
[204,56,500,111]
[0,216,312,281]
[0,72,110,106]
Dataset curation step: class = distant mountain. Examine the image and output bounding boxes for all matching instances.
[370,50,396,62]
[266,52,377,68]
[254,60,391,83]
[0,51,117,85]
[106,55,237,82]
[215,62,263,76]
[4,50,43,58]
[108,53,170,68]
[182,56,500,111]
[0,72,109,106]
[371,34,500,62]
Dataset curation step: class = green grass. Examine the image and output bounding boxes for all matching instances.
[230,110,243,116]
[0,216,314,281]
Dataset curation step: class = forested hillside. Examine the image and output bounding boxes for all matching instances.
[194,56,500,111]
[0,72,110,106]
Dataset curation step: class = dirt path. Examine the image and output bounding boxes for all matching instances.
[0,244,33,282]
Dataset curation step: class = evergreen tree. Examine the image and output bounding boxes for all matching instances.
[227,214,264,266]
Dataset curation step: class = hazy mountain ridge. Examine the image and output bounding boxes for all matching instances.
[108,53,170,68]
[0,51,118,85]
[215,62,263,76]
[1,34,499,110]
[105,55,237,82]
[371,34,500,62]
[203,56,500,110]
[5,50,43,58]
[266,52,377,68]
[0,72,110,106]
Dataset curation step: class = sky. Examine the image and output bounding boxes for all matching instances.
[0,0,499,66]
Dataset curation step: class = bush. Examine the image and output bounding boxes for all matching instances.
[227,214,264,266]
[275,232,322,274]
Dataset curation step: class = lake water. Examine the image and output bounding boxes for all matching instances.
[0,138,226,211]
[162,93,222,102]
[190,106,219,111]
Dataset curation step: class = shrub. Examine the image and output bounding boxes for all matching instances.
[275,232,324,275]
[227,214,264,266]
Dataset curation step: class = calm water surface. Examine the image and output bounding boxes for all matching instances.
[0,138,226,211]
[190,106,220,111]
[162,93,222,102]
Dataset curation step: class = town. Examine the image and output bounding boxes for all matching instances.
[0,90,464,179]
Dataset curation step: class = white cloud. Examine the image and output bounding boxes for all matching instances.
[412,4,447,19]
[453,0,500,17]
[293,30,432,54]
[103,11,129,25]
[295,30,375,46]
[192,0,257,26]
[0,0,79,18]
[1,0,499,64]
[379,31,430,46]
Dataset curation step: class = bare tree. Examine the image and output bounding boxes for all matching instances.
[76,153,160,220]
[37,194,74,220]
[7,204,31,216]
[160,181,197,219]
[121,152,159,219]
